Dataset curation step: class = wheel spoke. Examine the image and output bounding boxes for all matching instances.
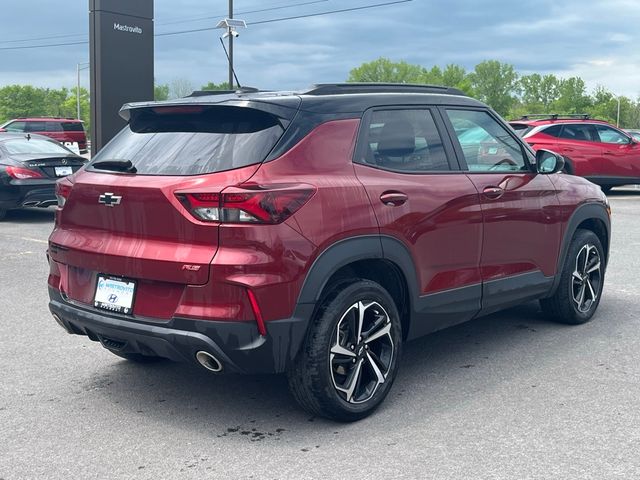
[572,270,583,282]
[575,283,586,309]
[356,301,367,341]
[364,322,391,344]
[331,343,356,358]
[366,351,386,386]
[340,358,364,402]
[586,278,597,301]
[587,261,600,274]
[583,245,591,273]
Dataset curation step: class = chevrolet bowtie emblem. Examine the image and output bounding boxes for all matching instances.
[98,192,122,207]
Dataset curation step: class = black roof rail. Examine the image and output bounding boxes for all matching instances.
[519,113,590,121]
[304,83,467,96]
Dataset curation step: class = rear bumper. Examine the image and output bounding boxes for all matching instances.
[48,287,311,374]
[0,179,57,209]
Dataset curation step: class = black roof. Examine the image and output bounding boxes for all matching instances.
[121,83,485,120]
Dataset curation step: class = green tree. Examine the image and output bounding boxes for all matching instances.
[551,77,591,114]
[154,84,169,101]
[519,73,560,112]
[441,64,474,95]
[469,60,519,116]
[348,57,426,83]
[201,81,231,90]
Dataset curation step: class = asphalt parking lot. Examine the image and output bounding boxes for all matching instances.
[1,189,639,480]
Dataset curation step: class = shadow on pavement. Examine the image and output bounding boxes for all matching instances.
[4,207,55,223]
[75,300,593,436]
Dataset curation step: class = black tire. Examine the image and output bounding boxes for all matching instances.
[600,185,613,194]
[287,279,403,422]
[541,229,605,324]
[108,350,165,363]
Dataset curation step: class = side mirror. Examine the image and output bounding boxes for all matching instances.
[536,149,565,174]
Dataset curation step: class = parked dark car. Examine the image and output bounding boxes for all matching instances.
[0,117,88,154]
[0,132,86,220]
[48,84,610,421]
[510,114,640,191]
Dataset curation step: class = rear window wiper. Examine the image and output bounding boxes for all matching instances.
[91,159,137,173]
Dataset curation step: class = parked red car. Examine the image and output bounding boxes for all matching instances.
[510,114,640,191]
[48,84,610,421]
[1,117,88,154]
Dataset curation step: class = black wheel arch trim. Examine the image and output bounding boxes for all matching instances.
[547,202,610,297]
[295,235,422,306]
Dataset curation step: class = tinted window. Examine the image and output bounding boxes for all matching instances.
[558,124,595,141]
[61,122,85,132]
[595,125,629,144]
[46,122,64,132]
[90,106,284,176]
[2,138,72,155]
[541,125,562,137]
[357,109,450,172]
[24,122,47,132]
[447,109,527,172]
[4,121,26,132]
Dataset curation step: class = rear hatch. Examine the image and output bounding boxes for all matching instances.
[49,100,298,314]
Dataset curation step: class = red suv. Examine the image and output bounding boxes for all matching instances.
[510,114,640,191]
[1,118,88,154]
[48,84,611,421]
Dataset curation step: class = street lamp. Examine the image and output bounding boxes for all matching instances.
[215,12,247,90]
[616,96,621,128]
[76,62,90,120]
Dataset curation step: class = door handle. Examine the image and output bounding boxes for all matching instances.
[380,191,408,206]
[482,186,504,199]
[561,147,574,152]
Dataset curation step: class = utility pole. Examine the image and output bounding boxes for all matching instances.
[229,0,234,90]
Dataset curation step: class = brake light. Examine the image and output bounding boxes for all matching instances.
[55,180,73,208]
[5,166,44,179]
[176,184,315,224]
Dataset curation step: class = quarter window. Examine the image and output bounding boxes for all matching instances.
[357,109,450,172]
[446,109,527,172]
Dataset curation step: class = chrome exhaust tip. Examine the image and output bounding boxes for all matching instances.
[195,351,223,373]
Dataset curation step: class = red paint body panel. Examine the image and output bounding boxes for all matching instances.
[465,173,563,279]
[354,166,483,294]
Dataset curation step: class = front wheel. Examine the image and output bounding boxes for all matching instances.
[287,279,403,422]
[541,229,605,324]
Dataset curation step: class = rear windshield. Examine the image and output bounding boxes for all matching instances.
[1,138,72,155]
[89,106,284,176]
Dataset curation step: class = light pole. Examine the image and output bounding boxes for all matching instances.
[76,62,90,120]
[616,96,621,128]
[215,15,246,90]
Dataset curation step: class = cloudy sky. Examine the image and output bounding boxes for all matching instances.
[1,0,640,97]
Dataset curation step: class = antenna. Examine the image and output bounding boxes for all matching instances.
[218,37,241,88]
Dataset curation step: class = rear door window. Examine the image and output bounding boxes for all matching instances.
[89,106,285,176]
[355,108,451,172]
[558,124,597,142]
[46,122,64,132]
[24,121,47,132]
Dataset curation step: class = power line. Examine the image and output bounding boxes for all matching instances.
[0,40,89,51]
[156,0,412,37]
[158,0,329,26]
[0,0,328,46]
[0,0,413,50]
